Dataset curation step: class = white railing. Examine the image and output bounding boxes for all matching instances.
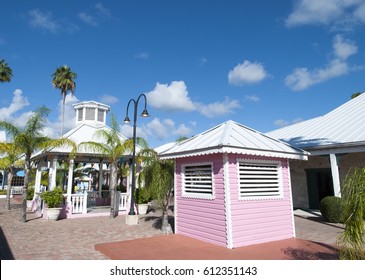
[70,193,87,214]
[119,192,127,211]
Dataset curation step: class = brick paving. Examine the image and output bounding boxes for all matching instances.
[0,197,163,260]
[0,197,345,260]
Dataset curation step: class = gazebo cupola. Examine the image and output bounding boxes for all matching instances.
[73,101,110,127]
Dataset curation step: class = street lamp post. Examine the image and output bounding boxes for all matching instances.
[124,94,149,222]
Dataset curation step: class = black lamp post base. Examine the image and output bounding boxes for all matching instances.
[125,214,139,225]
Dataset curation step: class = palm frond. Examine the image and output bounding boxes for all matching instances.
[337,167,365,260]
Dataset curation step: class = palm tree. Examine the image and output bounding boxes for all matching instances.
[337,167,365,260]
[51,65,77,136]
[137,148,174,233]
[78,115,133,219]
[0,142,23,210]
[0,106,76,223]
[0,59,13,83]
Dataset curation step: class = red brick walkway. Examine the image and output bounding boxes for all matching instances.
[0,197,344,260]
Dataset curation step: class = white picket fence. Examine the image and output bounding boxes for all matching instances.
[70,192,127,214]
[70,193,88,214]
[119,193,127,211]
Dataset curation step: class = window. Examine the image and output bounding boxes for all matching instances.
[85,108,95,120]
[77,108,83,121]
[97,109,104,122]
[238,159,282,199]
[182,163,214,199]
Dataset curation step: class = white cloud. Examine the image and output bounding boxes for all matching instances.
[228,60,268,86]
[29,9,60,33]
[29,9,79,34]
[274,118,303,128]
[141,118,193,141]
[146,80,240,117]
[198,97,240,118]
[199,57,207,66]
[79,12,98,26]
[134,52,150,59]
[120,124,147,141]
[285,0,365,29]
[354,3,365,22]
[333,34,358,59]
[244,95,260,102]
[45,95,79,138]
[0,89,30,120]
[285,35,358,91]
[95,3,112,19]
[99,94,119,105]
[145,81,196,112]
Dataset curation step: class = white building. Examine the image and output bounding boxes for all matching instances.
[267,93,365,209]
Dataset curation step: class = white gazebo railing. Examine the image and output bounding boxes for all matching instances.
[70,193,88,214]
[119,193,127,211]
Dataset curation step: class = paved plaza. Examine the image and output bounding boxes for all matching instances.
[0,196,345,260]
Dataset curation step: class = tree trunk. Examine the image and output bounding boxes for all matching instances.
[20,156,31,223]
[161,207,172,234]
[61,93,66,137]
[5,170,13,210]
[161,189,172,234]
[109,162,117,219]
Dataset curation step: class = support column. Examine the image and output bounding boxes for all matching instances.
[98,160,103,198]
[50,157,58,191]
[35,165,42,195]
[67,159,74,204]
[329,153,341,197]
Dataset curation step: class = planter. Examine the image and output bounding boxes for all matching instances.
[46,207,62,220]
[27,200,33,209]
[138,204,149,215]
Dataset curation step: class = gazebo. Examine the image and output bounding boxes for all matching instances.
[159,120,308,248]
[31,101,134,218]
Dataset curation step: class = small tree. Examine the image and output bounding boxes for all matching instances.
[337,167,365,260]
[0,142,23,210]
[138,148,174,233]
[78,115,133,219]
[0,106,76,223]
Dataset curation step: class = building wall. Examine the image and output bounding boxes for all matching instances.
[289,152,365,208]
[175,154,228,247]
[227,155,295,247]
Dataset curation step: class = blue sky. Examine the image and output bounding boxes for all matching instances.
[1,0,365,148]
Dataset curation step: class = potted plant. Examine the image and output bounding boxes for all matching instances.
[40,187,64,220]
[135,187,151,215]
[26,187,35,209]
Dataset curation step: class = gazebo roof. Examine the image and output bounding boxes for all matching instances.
[158,120,309,160]
[32,123,131,163]
[31,100,134,163]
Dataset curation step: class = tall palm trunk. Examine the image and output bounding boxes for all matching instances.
[61,92,66,137]
[5,170,13,210]
[20,156,30,223]
[109,162,118,219]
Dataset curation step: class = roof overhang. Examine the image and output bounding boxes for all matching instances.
[159,145,309,160]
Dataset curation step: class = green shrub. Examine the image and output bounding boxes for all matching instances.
[135,187,151,204]
[0,189,7,195]
[40,187,64,208]
[27,187,34,200]
[320,196,342,223]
